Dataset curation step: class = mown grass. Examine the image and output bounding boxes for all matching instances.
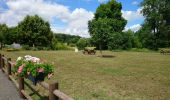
[1,50,170,100]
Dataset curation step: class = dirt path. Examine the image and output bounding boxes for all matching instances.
[0,71,23,100]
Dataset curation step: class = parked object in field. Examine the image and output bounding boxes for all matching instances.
[83,47,96,55]
[160,48,170,54]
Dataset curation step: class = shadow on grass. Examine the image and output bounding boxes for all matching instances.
[97,55,116,58]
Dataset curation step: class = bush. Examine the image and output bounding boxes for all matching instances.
[69,43,76,47]
[130,48,151,52]
[108,32,133,50]
[36,46,44,50]
[55,43,70,50]
[76,38,89,50]
[22,45,31,50]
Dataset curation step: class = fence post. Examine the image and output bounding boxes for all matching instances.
[19,77,25,98]
[1,55,4,72]
[0,54,1,69]
[7,58,12,79]
[49,82,59,100]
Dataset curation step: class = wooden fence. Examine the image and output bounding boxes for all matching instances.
[0,54,73,100]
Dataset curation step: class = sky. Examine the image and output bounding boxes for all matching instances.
[0,0,144,37]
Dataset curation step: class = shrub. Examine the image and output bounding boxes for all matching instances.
[55,43,70,50]
[69,43,76,47]
[76,38,89,50]
[22,45,31,50]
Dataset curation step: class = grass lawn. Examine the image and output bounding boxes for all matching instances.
[1,50,170,100]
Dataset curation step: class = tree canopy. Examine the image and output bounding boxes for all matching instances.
[17,15,53,47]
[0,24,8,49]
[140,0,170,49]
[88,0,127,51]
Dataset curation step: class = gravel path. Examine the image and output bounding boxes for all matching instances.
[0,71,23,100]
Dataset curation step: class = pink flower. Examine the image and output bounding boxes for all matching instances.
[37,68,44,72]
[18,64,25,73]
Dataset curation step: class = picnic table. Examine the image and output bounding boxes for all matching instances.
[160,48,170,54]
[83,47,96,55]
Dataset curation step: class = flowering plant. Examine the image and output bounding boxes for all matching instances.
[13,55,54,79]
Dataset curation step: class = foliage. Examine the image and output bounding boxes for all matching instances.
[135,23,158,50]
[54,33,81,45]
[54,43,70,50]
[17,15,53,47]
[133,36,142,48]
[4,27,18,45]
[140,0,170,49]
[107,31,134,50]
[0,24,8,49]
[13,55,54,77]
[88,0,127,52]
[22,45,31,50]
[76,38,90,50]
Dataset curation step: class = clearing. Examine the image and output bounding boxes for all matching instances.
[1,50,170,100]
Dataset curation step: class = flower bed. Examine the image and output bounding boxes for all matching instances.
[13,55,54,85]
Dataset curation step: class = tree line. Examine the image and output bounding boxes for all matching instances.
[0,15,81,50]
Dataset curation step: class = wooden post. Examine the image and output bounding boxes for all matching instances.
[0,54,1,69]
[19,77,25,98]
[49,82,59,100]
[2,55,4,72]
[7,58,12,79]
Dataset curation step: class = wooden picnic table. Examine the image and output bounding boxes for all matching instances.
[83,47,96,55]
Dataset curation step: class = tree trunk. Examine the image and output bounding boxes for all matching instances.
[99,43,102,56]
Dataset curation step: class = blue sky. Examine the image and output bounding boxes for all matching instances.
[0,0,144,37]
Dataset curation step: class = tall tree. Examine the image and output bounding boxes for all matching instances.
[4,27,18,45]
[141,0,170,48]
[0,24,8,49]
[17,15,53,47]
[88,0,127,53]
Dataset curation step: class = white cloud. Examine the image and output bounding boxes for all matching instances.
[132,1,138,5]
[98,0,108,3]
[0,0,143,37]
[52,8,93,37]
[0,0,94,37]
[122,8,143,21]
[125,24,141,32]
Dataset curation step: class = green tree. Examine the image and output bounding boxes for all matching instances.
[135,23,156,49]
[76,38,90,50]
[141,0,170,49]
[17,15,53,47]
[0,24,8,49]
[4,27,18,45]
[88,0,127,54]
[108,30,134,50]
[54,33,81,45]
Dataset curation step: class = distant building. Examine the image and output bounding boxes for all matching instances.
[11,42,22,49]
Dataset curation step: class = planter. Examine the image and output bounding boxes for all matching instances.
[27,72,45,85]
